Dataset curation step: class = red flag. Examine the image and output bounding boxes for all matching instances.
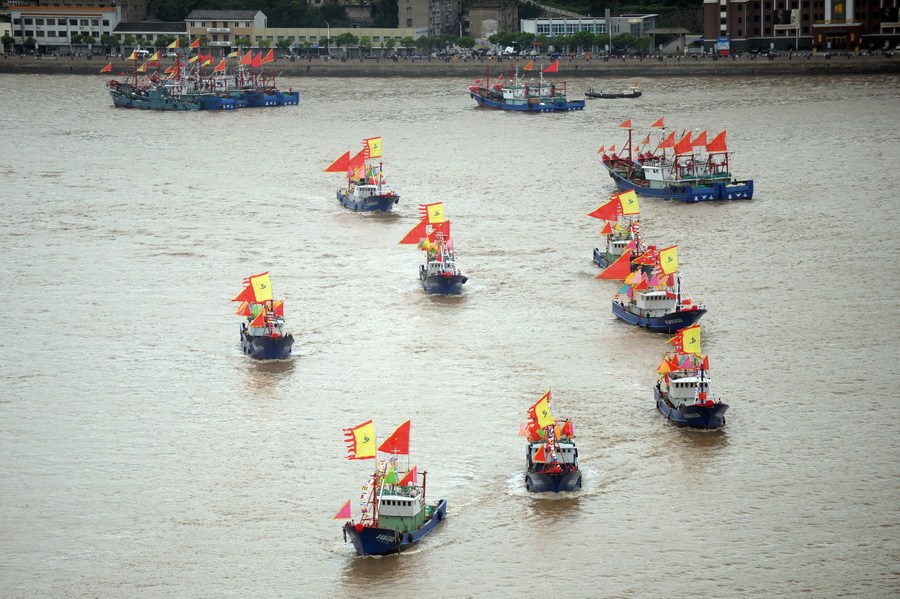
[250,52,262,68]
[597,251,633,280]
[232,284,255,302]
[213,58,227,72]
[599,221,613,235]
[273,300,284,317]
[706,130,728,153]
[399,219,428,244]
[425,220,450,242]
[99,63,112,73]
[543,59,559,73]
[261,49,275,64]
[189,38,201,49]
[249,311,266,327]
[587,198,620,220]
[560,420,574,437]
[658,131,676,149]
[378,420,410,455]
[650,116,665,129]
[235,301,252,316]
[533,444,547,462]
[239,51,252,66]
[324,151,351,173]
[674,132,693,156]
[702,356,710,370]
[619,119,632,129]
[523,61,534,71]
[692,129,708,147]
[348,148,366,170]
[397,465,418,486]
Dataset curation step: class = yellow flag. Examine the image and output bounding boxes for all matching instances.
[351,421,376,459]
[425,202,445,224]
[202,57,212,66]
[365,136,382,159]
[167,39,180,49]
[148,51,160,61]
[532,391,555,428]
[618,190,639,215]
[659,245,678,274]
[228,50,241,58]
[250,272,273,302]
[136,62,147,73]
[682,325,701,356]
[189,55,199,63]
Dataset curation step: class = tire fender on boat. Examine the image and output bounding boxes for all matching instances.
[437,509,444,521]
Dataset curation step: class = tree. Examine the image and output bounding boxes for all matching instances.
[1,34,14,52]
[123,35,136,46]
[24,37,36,50]
[276,38,293,53]
[156,35,176,49]
[71,33,84,46]
[458,36,475,50]
[259,39,271,48]
[400,36,415,55]
[358,36,372,57]
[235,37,252,49]
[100,33,118,52]
[384,37,396,56]
[334,32,358,56]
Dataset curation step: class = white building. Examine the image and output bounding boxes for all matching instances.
[521,15,657,38]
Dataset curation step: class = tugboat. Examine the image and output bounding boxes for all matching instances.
[232,272,294,359]
[468,64,585,112]
[655,326,728,428]
[611,245,706,333]
[522,391,581,493]
[325,137,400,212]
[337,420,447,556]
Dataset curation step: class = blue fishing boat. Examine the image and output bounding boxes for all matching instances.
[327,137,400,212]
[610,245,706,334]
[468,64,585,112]
[522,391,581,493]
[655,335,727,429]
[599,120,753,202]
[233,272,293,360]
[107,81,200,110]
[417,229,466,295]
[339,420,446,556]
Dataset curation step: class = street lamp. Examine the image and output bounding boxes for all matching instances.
[325,21,330,57]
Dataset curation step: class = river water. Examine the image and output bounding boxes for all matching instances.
[0,73,898,598]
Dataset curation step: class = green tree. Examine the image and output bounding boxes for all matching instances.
[100,33,118,52]
[24,37,36,50]
[235,37,252,49]
[334,31,358,55]
[384,37,397,56]
[123,35,136,46]
[358,36,372,56]
[458,36,475,49]
[156,35,176,48]
[259,39,271,48]
[276,38,293,52]
[1,33,14,52]
[136,37,150,47]
[71,33,84,45]
[400,36,415,54]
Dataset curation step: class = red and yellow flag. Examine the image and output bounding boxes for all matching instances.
[587,198,619,220]
[147,51,160,61]
[419,202,445,224]
[248,311,266,327]
[125,50,137,61]
[344,420,376,460]
[363,136,382,159]
[617,189,639,215]
[234,301,252,317]
[167,39,180,49]
[597,251,633,280]
[397,465,417,486]
[529,391,554,428]
[533,444,548,462]
[189,38,201,49]
[261,49,275,64]
[658,245,678,274]
[399,219,428,244]
[681,325,701,356]
[136,63,147,73]
[99,63,112,73]
[248,272,272,302]
[324,151,351,173]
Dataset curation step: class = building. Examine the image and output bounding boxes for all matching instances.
[8,4,122,52]
[521,15,657,38]
[184,10,266,50]
[398,0,461,35]
[253,26,427,53]
[467,0,518,40]
[702,0,900,52]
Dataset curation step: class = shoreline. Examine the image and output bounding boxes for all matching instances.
[1,53,898,78]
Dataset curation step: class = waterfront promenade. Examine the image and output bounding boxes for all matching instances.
[1,51,897,77]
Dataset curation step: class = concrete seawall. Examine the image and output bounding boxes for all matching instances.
[1,53,897,78]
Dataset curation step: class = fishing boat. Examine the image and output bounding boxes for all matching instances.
[655,326,728,428]
[585,85,642,99]
[326,137,400,212]
[232,272,294,360]
[611,245,706,333]
[467,63,585,112]
[400,202,467,294]
[105,47,299,111]
[337,420,447,556]
[522,391,581,493]
[587,190,643,270]
[598,117,753,202]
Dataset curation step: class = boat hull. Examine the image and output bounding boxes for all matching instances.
[342,499,447,556]
[337,190,400,212]
[655,388,728,429]
[419,269,467,295]
[585,91,642,99]
[109,89,200,111]
[600,161,753,202]
[612,301,706,333]
[240,331,294,359]
[525,470,582,493]
[593,247,613,269]
[470,92,585,112]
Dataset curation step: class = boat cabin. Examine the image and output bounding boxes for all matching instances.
[377,485,427,532]
[639,162,675,188]
[352,183,383,199]
[528,441,578,465]
[247,316,287,337]
[424,255,460,277]
[633,290,676,316]
[666,375,711,406]
[608,239,629,257]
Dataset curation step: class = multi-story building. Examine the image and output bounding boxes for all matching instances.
[6,0,146,52]
[468,0,518,39]
[253,26,427,53]
[113,21,186,47]
[702,0,899,52]
[398,0,461,35]
[184,10,266,50]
